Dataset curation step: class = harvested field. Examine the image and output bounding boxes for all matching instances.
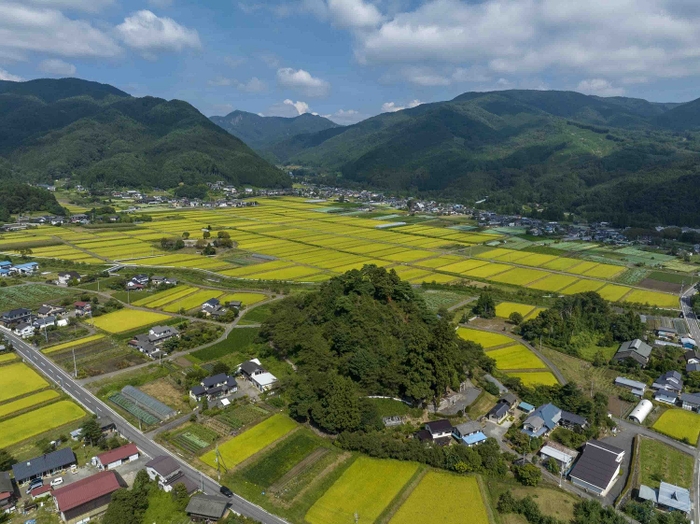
[637,278,682,294]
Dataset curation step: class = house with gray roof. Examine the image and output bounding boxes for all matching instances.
[639,482,691,514]
[680,392,700,412]
[522,403,561,437]
[12,448,77,484]
[613,339,652,366]
[652,370,683,393]
[185,494,229,521]
[568,440,625,497]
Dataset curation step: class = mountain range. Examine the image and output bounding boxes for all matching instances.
[0,78,290,190]
[212,90,700,227]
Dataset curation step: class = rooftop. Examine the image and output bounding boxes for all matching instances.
[96,443,138,466]
[53,471,120,512]
[12,447,76,482]
[185,494,229,519]
[569,442,622,490]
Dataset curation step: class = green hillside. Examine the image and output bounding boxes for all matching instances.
[264,90,700,226]
[0,78,289,190]
[210,110,339,152]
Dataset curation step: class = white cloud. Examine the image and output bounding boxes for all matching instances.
[576,78,625,97]
[352,0,700,86]
[381,99,421,112]
[276,67,330,97]
[115,10,201,59]
[266,99,311,117]
[323,108,363,124]
[285,99,310,114]
[0,2,121,59]
[257,52,280,68]
[38,59,76,76]
[236,77,267,93]
[326,0,383,29]
[25,0,115,13]
[0,68,23,82]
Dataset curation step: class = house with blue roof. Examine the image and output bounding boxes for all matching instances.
[11,262,39,275]
[522,403,561,437]
[453,421,487,447]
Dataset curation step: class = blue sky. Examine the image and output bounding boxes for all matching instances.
[3,0,700,125]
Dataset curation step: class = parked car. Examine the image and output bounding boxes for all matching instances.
[27,479,43,492]
[219,485,233,498]
[50,477,63,487]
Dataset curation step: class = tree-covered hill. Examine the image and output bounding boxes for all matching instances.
[260,265,491,433]
[0,78,290,190]
[264,89,700,227]
[210,110,339,153]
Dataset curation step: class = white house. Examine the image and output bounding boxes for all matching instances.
[56,271,81,285]
[14,322,35,338]
[239,358,278,392]
[94,443,139,470]
[145,456,197,494]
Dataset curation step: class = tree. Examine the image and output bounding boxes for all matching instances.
[509,311,524,325]
[543,457,560,474]
[212,361,229,375]
[0,449,14,471]
[202,244,216,256]
[182,231,190,239]
[203,231,211,239]
[472,292,495,319]
[217,231,230,239]
[171,483,189,511]
[513,463,542,486]
[81,416,103,446]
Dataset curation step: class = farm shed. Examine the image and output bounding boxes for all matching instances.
[568,440,625,497]
[185,494,229,522]
[629,400,654,423]
[539,442,578,470]
[613,339,652,366]
[94,443,139,470]
[614,377,647,397]
[12,448,77,484]
[53,470,121,523]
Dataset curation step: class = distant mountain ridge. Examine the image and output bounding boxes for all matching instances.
[258,89,700,227]
[210,110,339,152]
[0,78,289,190]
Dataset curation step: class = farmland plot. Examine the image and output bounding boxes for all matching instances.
[0,401,85,448]
[89,309,171,333]
[0,363,49,402]
[457,328,514,348]
[487,345,547,370]
[653,410,700,444]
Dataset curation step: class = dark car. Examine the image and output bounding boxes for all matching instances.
[219,485,233,498]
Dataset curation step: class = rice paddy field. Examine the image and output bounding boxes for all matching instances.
[0,400,85,448]
[0,363,49,403]
[486,344,548,370]
[42,334,106,354]
[456,328,514,348]
[388,472,489,524]
[1,197,681,308]
[305,456,419,524]
[495,302,536,319]
[652,409,700,444]
[507,371,559,386]
[89,309,171,333]
[0,390,60,419]
[200,414,297,469]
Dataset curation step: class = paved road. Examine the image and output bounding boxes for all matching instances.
[5,330,289,524]
[681,286,700,344]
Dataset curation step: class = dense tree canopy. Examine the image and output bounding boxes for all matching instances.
[0,183,65,221]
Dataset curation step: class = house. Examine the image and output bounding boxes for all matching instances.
[226,300,243,309]
[654,390,679,405]
[94,443,139,470]
[34,316,56,329]
[31,484,53,500]
[613,339,653,366]
[487,401,510,424]
[70,416,116,441]
[37,304,65,318]
[560,410,589,430]
[151,276,177,286]
[12,448,77,484]
[148,325,179,342]
[518,401,535,414]
[425,419,453,440]
[0,471,15,510]
[681,337,697,349]
[0,261,11,271]
[185,494,229,522]
[53,470,121,523]
[452,421,487,447]
[687,363,700,373]
[614,377,647,397]
[145,456,197,494]
[501,392,518,408]
[652,370,683,393]
[239,358,278,392]
[201,298,225,317]
[638,482,691,514]
[14,322,35,338]
[1,307,31,325]
[131,274,149,285]
[568,440,625,496]
[74,302,92,316]
[12,262,39,275]
[189,373,238,402]
[685,349,700,363]
[56,271,81,285]
[656,327,677,338]
[522,403,561,437]
[129,334,159,358]
[125,281,144,291]
[539,442,579,471]
[680,392,700,412]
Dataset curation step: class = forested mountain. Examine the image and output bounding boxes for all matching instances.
[263,89,700,227]
[0,78,289,190]
[209,110,339,152]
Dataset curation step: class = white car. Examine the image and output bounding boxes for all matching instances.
[50,477,63,487]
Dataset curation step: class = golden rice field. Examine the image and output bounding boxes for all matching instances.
[89,309,171,333]
[0,390,60,419]
[0,401,85,448]
[42,334,106,354]
[0,363,49,403]
[131,285,196,307]
[526,274,579,292]
[218,292,267,306]
[486,344,548,370]
[306,457,419,524]
[624,290,679,308]
[0,353,17,364]
[456,328,514,348]
[652,409,700,444]
[162,290,223,312]
[388,472,489,524]
[508,371,559,386]
[495,302,536,319]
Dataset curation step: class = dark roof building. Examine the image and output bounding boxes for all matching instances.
[487,402,510,423]
[0,471,14,509]
[53,470,121,523]
[145,456,197,494]
[613,339,652,366]
[12,448,77,484]
[652,370,683,392]
[185,494,229,521]
[569,440,625,496]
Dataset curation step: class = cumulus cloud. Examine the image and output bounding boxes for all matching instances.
[0,2,121,59]
[576,78,625,97]
[323,108,363,125]
[352,0,700,86]
[381,99,421,113]
[0,68,23,82]
[25,0,115,12]
[115,10,201,59]
[326,0,383,29]
[38,58,76,76]
[276,67,330,97]
[266,99,311,117]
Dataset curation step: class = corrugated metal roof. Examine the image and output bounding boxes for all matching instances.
[53,471,120,512]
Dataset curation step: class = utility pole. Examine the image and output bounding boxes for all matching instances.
[72,348,77,378]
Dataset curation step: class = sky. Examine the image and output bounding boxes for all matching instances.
[3,0,700,125]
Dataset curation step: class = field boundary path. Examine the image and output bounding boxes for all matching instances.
[4,329,290,524]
